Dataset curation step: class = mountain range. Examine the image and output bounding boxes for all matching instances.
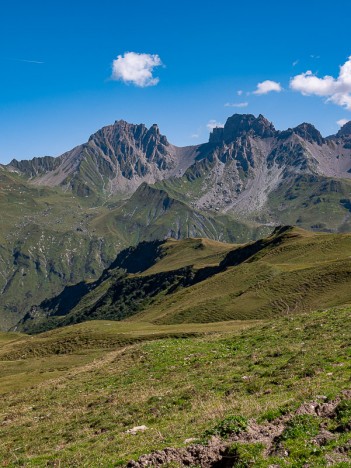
[7,115,351,210]
[1,113,351,330]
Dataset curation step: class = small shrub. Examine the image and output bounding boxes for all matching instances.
[335,399,351,429]
[204,415,248,439]
[229,442,265,467]
[259,407,285,423]
[280,415,320,441]
[244,380,262,395]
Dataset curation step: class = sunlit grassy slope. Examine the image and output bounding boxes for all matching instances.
[24,226,351,333]
[18,236,238,332]
[131,227,351,324]
[139,237,235,275]
[0,306,350,466]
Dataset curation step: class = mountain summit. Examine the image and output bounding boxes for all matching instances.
[9,120,198,197]
[336,120,351,137]
[210,114,276,144]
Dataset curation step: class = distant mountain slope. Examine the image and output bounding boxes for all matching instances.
[0,168,119,330]
[18,227,351,333]
[90,182,268,245]
[156,115,351,230]
[0,168,264,331]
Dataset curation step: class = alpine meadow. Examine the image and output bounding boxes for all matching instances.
[1,1,351,466]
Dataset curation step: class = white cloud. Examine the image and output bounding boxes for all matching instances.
[292,60,299,67]
[207,120,224,131]
[111,52,162,87]
[224,102,248,108]
[253,80,282,95]
[237,90,243,96]
[337,118,349,127]
[290,56,351,110]
[13,58,44,64]
[191,133,200,138]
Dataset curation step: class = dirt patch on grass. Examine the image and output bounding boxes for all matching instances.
[127,437,237,467]
[127,390,351,467]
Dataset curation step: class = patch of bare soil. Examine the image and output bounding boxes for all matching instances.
[127,437,232,467]
[127,390,351,467]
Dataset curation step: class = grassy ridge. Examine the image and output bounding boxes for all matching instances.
[19,227,351,334]
[0,306,350,465]
[139,237,235,275]
[132,227,351,324]
[18,236,237,333]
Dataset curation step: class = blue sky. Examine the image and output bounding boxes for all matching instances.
[1,0,351,163]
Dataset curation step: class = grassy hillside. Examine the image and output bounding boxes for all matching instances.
[0,169,123,330]
[0,169,267,331]
[132,227,351,324]
[17,236,237,333]
[20,226,351,333]
[0,306,350,466]
[267,174,351,232]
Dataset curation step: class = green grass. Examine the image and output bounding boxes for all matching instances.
[129,227,351,324]
[22,227,351,334]
[139,237,235,275]
[267,174,351,232]
[0,306,350,466]
[0,332,26,344]
[0,320,254,391]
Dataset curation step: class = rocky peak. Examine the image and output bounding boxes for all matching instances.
[148,123,160,135]
[144,124,169,147]
[278,122,324,146]
[336,121,351,137]
[208,127,224,144]
[8,155,60,178]
[209,114,276,145]
[292,123,324,145]
[87,120,170,161]
[89,120,168,146]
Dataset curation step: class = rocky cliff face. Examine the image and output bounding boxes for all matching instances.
[336,121,351,138]
[209,113,276,144]
[176,115,351,216]
[9,156,61,177]
[334,121,351,149]
[87,121,173,178]
[8,120,197,197]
